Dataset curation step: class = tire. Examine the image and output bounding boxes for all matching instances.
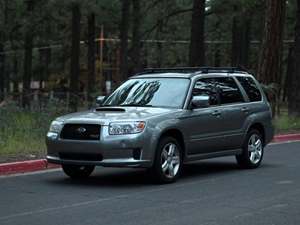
[62,165,95,179]
[151,136,183,183]
[236,129,264,169]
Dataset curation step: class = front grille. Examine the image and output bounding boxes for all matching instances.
[60,124,101,140]
[59,153,103,161]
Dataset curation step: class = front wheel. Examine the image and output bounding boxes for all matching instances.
[236,129,264,169]
[62,165,95,179]
[151,137,182,183]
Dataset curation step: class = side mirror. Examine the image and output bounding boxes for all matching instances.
[191,95,210,109]
[96,96,106,107]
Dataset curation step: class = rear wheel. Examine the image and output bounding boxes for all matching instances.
[236,129,264,169]
[62,165,95,179]
[151,137,182,183]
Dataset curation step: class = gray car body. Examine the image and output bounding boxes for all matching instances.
[46,72,274,168]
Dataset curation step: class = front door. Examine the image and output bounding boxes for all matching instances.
[183,78,226,155]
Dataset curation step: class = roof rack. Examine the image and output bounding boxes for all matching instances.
[199,67,248,74]
[142,67,201,74]
[139,67,248,75]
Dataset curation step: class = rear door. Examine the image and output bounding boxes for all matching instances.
[213,77,248,150]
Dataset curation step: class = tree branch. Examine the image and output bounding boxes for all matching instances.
[142,8,193,38]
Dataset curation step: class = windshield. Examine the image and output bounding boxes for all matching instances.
[103,78,190,108]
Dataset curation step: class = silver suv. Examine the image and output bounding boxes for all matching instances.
[46,67,274,183]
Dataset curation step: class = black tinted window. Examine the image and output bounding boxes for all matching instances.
[193,79,219,106]
[236,77,262,102]
[193,77,244,106]
[214,77,244,104]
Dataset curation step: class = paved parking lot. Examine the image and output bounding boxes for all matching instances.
[1,142,299,225]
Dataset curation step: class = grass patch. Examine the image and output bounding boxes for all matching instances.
[0,104,64,161]
[274,114,300,134]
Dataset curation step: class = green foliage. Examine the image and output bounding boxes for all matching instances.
[275,114,300,133]
[0,103,65,160]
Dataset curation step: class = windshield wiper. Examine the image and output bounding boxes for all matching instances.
[120,104,153,107]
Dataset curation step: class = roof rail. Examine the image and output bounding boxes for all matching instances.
[139,67,248,75]
[142,67,202,74]
[199,67,248,74]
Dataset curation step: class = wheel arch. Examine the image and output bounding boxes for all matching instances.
[158,128,186,158]
[247,123,266,145]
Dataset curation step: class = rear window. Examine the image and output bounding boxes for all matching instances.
[236,76,262,102]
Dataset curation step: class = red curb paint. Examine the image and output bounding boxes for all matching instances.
[1,133,300,176]
[0,159,60,176]
[272,134,300,143]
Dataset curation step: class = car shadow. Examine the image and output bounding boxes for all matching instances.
[45,158,277,188]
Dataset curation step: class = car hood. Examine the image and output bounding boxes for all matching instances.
[57,107,179,125]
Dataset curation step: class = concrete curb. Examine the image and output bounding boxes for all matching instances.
[1,133,300,176]
[0,159,59,176]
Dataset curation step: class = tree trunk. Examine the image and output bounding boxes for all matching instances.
[214,49,221,67]
[155,19,163,68]
[44,20,51,84]
[3,0,9,95]
[69,3,81,112]
[285,45,294,104]
[289,0,300,116]
[231,5,251,68]
[22,0,34,108]
[240,18,251,68]
[131,0,142,74]
[257,0,286,84]
[189,0,205,67]
[87,12,96,106]
[257,0,286,115]
[12,53,18,94]
[0,0,9,101]
[0,44,4,102]
[231,8,240,67]
[119,0,130,82]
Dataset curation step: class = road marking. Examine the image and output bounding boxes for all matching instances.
[0,194,130,222]
[276,180,294,185]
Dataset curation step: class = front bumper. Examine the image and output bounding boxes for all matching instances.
[46,126,154,168]
[47,155,151,168]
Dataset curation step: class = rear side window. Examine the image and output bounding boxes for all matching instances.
[236,76,262,102]
[213,77,245,104]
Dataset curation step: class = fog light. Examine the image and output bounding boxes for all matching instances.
[133,149,141,160]
[47,132,58,140]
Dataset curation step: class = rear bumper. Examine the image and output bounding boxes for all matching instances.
[265,124,274,145]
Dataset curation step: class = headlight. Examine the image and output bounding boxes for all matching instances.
[49,120,64,133]
[109,121,146,135]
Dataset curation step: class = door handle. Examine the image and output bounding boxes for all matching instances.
[241,107,249,113]
[211,110,221,116]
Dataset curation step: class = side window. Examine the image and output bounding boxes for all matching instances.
[236,76,262,102]
[192,78,219,106]
[214,77,245,104]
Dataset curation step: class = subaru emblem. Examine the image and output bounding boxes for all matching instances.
[77,127,87,133]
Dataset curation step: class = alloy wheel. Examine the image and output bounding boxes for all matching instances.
[248,134,263,164]
[160,143,181,179]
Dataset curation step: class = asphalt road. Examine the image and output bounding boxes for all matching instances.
[1,142,300,225]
